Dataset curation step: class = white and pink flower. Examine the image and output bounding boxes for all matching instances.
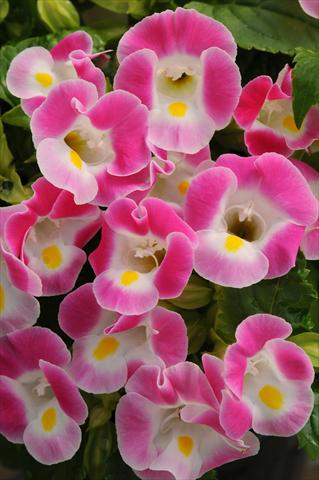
[59,283,187,393]
[185,152,318,287]
[90,197,197,315]
[3,178,101,296]
[31,79,150,205]
[114,7,241,154]
[291,159,319,260]
[234,65,319,156]
[6,31,106,116]
[220,314,314,437]
[0,205,40,335]
[116,362,259,480]
[0,327,88,464]
[299,0,319,18]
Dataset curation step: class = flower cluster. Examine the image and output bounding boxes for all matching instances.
[1,6,317,478]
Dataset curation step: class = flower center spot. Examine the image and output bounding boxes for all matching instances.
[41,407,57,432]
[41,245,63,269]
[168,102,188,118]
[282,115,299,133]
[259,384,283,410]
[178,180,190,195]
[35,72,53,88]
[93,336,119,360]
[224,234,244,252]
[0,284,5,313]
[121,270,140,286]
[177,435,194,456]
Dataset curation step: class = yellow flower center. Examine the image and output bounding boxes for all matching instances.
[177,435,194,456]
[41,245,63,269]
[70,149,83,170]
[0,284,5,313]
[282,115,299,133]
[259,384,284,410]
[35,72,53,88]
[93,336,119,361]
[41,407,57,432]
[178,180,190,195]
[224,234,244,252]
[168,102,188,117]
[121,271,139,286]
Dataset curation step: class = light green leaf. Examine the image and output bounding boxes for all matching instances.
[37,0,80,32]
[90,0,129,13]
[293,48,319,127]
[169,274,213,310]
[0,120,32,203]
[0,0,9,23]
[128,0,155,18]
[289,332,319,368]
[185,1,319,55]
[298,383,319,459]
[2,105,30,128]
[214,255,318,344]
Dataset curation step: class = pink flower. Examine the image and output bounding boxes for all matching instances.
[185,152,317,287]
[234,65,319,156]
[114,7,241,154]
[6,31,106,116]
[291,159,319,260]
[0,327,88,464]
[90,197,197,315]
[221,314,314,436]
[116,362,259,480]
[3,178,101,296]
[31,80,150,205]
[0,206,39,335]
[299,0,319,18]
[59,283,187,393]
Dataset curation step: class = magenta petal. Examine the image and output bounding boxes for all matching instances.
[265,338,314,384]
[50,31,93,60]
[0,376,28,442]
[223,344,247,398]
[116,392,161,470]
[154,232,194,298]
[235,314,292,357]
[244,127,292,156]
[202,354,225,403]
[114,49,157,109]
[234,76,272,129]
[59,283,102,339]
[219,390,252,440]
[0,327,70,378]
[40,360,87,424]
[201,47,241,130]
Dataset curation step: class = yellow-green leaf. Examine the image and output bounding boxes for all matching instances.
[37,0,80,32]
[290,332,319,368]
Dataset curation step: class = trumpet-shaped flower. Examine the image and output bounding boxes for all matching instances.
[31,80,150,205]
[291,159,319,260]
[0,327,88,464]
[59,283,187,393]
[0,206,40,335]
[90,197,197,315]
[114,7,241,154]
[6,31,106,116]
[3,178,101,296]
[116,362,259,480]
[185,152,318,287]
[222,314,314,436]
[234,65,319,156]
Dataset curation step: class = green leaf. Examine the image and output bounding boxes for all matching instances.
[84,423,115,480]
[214,255,318,344]
[183,309,212,355]
[169,273,213,310]
[293,48,319,127]
[90,0,129,13]
[2,105,30,128]
[128,0,156,18]
[185,1,319,55]
[298,383,319,459]
[0,0,9,23]
[199,470,217,480]
[37,0,80,32]
[0,120,32,203]
[289,332,319,369]
[103,450,140,480]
